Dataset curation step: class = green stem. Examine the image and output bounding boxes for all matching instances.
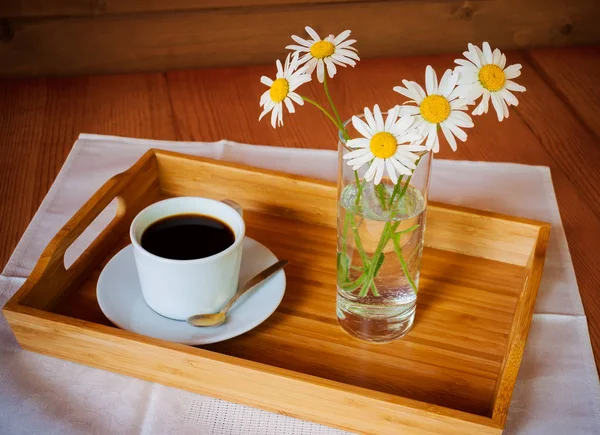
[354,171,363,206]
[392,235,418,292]
[388,176,403,208]
[323,75,347,137]
[300,96,340,129]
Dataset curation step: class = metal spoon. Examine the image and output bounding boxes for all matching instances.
[186,259,289,327]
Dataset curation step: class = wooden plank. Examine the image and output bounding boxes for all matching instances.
[1,0,600,76]
[4,305,502,435]
[0,0,366,18]
[0,74,177,269]
[527,46,600,139]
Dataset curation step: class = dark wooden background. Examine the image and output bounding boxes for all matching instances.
[1,0,600,76]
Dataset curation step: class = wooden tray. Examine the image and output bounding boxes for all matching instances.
[3,149,550,435]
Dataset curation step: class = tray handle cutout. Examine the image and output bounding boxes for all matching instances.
[13,149,161,310]
[63,197,125,270]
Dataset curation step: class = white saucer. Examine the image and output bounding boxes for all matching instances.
[97,237,286,345]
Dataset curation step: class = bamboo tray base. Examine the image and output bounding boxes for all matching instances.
[3,149,550,435]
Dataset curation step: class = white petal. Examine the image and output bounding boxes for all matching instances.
[454,58,475,68]
[291,35,312,47]
[345,138,370,150]
[482,42,493,64]
[405,80,427,103]
[363,107,377,132]
[348,152,375,168]
[276,59,284,77]
[364,160,378,182]
[258,101,274,121]
[331,53,356,67]
[492,48,502,65]
[305,58,318,75]
[324,58,337,78]
[501,89,519,106]
[501,96,510,118]
[384,106,400,131]
[443,121,468,142]
[397,105,420,116]
[270,103,279,128]
[260,89,271,105]
[402,143,427,152]
[450,98,471,110]
[344,147,371,160]
[440,124,457,151]
[464,44,482,68]
[490,93,505,121]
[286,44,310,53]
[393,85,420,102]
[288,74,311,91]
[337,49,360,61]
[288,92,303,105]
[333,30,351,45]
[425,124,438,150]
[260,76,273,87]
[373,104,385,131]
[504,64,522,79]
[316,60,325,83]
[396,132,422,144]
[374,159,385,185]
[499,53,507,70]
[336,39,357,50]
[305,26,321,42]
[390,156,412,176]
[438,69,458,97]
[425,65,438,95]
[505,80,526,93]
[448,111,474,128]
[472,91,491,115]
[297,52,312,64]
[393,154,416,170]
[284,97,295,113]
[385,159,398,184]
[352,115,374,138]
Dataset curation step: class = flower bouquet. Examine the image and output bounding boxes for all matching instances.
[258,27,526,342]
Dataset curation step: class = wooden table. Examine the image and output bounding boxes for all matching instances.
[1,47,599,371]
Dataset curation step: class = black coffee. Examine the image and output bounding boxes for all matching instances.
[141,214,235,260]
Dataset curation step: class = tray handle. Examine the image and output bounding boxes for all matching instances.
[14,150,160,309]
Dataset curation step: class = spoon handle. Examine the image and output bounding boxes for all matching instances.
[221,259,289,313]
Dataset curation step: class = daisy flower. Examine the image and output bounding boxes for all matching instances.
[286,26,359,83]
[454,42,526,121]
[392,66,474,153]
[343,105,424,185]
[259,53,311,128]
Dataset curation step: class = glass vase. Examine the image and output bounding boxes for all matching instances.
[336,117,432,342]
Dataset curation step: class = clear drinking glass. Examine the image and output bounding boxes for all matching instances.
[336,116,432,342]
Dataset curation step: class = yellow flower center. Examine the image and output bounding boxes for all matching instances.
[310,40,335,59]
[269,78,289,103]
[369,132,397,159]
[419,95,451,124]
[478,64,506,92]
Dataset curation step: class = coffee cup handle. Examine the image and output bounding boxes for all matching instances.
[221,199,243,218]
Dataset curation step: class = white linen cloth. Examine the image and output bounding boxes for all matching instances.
[1,134,599,435]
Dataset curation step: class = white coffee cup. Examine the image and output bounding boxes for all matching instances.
[130,197,245,320]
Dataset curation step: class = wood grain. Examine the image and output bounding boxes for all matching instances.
[527,46,600,139]
[4,150,548,433]
[1,0,600,76]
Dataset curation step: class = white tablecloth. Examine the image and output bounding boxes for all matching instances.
[1,134,599,434]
